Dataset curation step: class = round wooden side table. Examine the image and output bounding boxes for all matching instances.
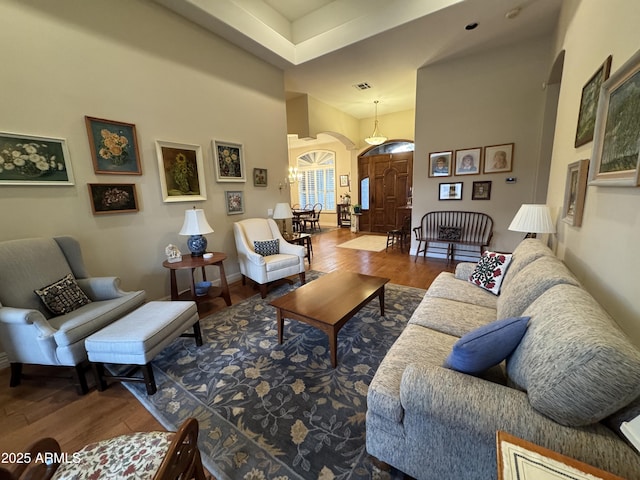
[162,252,232,315]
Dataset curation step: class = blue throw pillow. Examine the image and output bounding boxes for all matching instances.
[444,316,530,374]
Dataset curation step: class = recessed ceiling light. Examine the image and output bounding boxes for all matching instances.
[465,22,478,30]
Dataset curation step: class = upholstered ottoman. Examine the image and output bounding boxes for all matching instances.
[85,301,201,395]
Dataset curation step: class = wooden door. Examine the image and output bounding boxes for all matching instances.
[358,151,412,233]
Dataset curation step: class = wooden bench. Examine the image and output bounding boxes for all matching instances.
[413,211,493,263]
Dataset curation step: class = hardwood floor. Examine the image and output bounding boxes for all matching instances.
[0,227,452,469]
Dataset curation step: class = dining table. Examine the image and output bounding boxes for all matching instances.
[292,208,312,232]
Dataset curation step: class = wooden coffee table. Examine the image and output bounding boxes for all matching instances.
[269,271,390,367]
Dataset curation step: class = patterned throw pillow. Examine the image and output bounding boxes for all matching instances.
[254,239,280,257]
[35,273,92,315]
[438,225,462,241]
[468,251,513,295]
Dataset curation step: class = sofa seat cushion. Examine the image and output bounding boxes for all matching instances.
[426,272,497,310]
[409,296,496,338]
[508,284,640,426]
[368,324,457,423]
[497,256,580,319]
[49,290,146,347]
[263,254,300,272]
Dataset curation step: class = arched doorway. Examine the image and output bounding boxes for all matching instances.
[358,140,414,233]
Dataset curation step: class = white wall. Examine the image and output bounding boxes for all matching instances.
[0,0,289,301]
[547,0,640,343]
[414,36,554,254]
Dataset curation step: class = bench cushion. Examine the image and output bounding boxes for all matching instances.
[85,301,198,365]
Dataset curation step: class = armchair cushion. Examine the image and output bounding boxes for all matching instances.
[254,239,279,256]
[35,273,92,315]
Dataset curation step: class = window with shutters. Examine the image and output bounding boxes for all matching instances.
[296,150,336,211]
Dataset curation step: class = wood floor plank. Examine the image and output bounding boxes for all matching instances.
[0,227,451,476]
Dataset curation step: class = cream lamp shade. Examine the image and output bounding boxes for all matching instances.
[508,204,555,238]
[179,208,214,256]
[273,203,293,234]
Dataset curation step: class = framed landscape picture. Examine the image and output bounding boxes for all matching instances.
[85,116,142,175]
[214,140,245,182]
[562,159,589,227]
[454,147,481,175]
[574,56,612,148]
[483,143,514,173]
[155,140,206,202]
[0,132,75,185]
[88,183,139,215]
[429,151,452,177]
[439,182,463,200]
[225,190,244,215]
[590,48,640,186]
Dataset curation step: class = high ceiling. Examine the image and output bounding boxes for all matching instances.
[154,0,562,118]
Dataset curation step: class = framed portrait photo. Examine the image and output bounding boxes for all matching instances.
[454,147,481,175]
[0,132,75,186]
[85,116,142,175]
[429,151,452,177]
[225,190,244,215]
[562,159,589,227]
[590,48,640,187]
[439,182,463,200]
[88,183,139,215]
[575,56,612,148]
[214,140,245,182]
[483,143,514,174]
[472,181,492,200]
[253,168,267,187]
[155,140,206,202]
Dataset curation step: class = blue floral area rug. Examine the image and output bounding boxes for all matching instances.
[120,271,425,480]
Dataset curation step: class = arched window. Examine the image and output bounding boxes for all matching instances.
[297,150,336,211]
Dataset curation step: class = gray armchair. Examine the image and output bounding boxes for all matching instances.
[0,236,145,394]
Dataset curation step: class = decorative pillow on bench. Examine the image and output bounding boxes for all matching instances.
[254,239,280,256]
[469,250,513,295]
[35,273,92,315]
[437,225,462,241]
[444,316,530,374]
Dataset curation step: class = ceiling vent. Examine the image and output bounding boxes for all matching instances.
[353,82,371,90]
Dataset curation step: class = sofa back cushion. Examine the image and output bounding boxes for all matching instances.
[497,256,580,319]
[502,239,554,287]
[0,237,73,318]
[507,284,640,426]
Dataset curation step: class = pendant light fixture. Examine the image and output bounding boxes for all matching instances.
[364,100,387,145]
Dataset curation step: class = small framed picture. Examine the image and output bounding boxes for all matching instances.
[339,174,349,187]
[575,56,612,148]
[0,132,75,185]
[253,168,267,187]
[225,190,244,215]
[562,159,589,226]
[472,181,492,200]
[454,147,481,175]
[429,151,452,177]
[88,183,138,214]
[213,140,245,182]
[155,140,206,202]
[483,143,514,173]
[85,116,142,175]
[439,182,463,200]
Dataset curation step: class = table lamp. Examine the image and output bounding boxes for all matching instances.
[179,207,214,256]
[273,203,293,234]
[508,204,556,239]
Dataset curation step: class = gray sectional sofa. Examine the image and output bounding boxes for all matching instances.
[366,239,640,479]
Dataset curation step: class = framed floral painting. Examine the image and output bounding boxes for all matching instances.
[155,140,206,202]
[88,183,139,215]
[0,132,75,185]
[225,190,244,215]
[85,116,142,175]
[213,140,245,182]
